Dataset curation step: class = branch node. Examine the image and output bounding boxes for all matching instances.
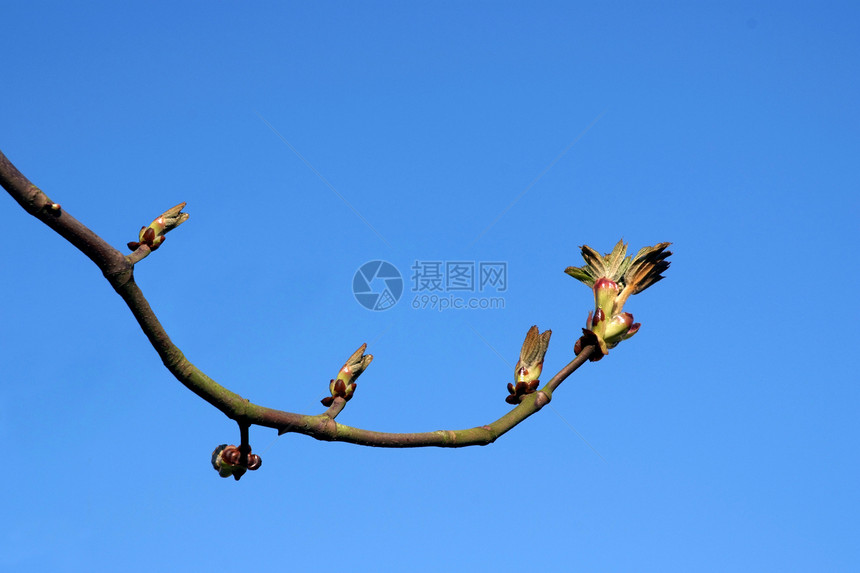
[534,390,551,409]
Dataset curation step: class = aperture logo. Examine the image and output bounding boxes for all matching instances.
[352,260,403,311]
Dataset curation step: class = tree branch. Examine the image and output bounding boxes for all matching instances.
[1,148,596,452]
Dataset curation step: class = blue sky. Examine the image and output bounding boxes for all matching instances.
[2,1,859,571]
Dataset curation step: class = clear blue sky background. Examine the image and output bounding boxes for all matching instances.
[2,2,858,571]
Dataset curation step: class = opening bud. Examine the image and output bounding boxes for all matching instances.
[129,202,189,252]
[322,344,372,405]
[508,326,550,403]
[514,326,551,384]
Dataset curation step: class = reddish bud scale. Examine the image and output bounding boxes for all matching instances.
[323,376,358,404]
[575,328,605,362]
[334,379,346,395]
[221,445,241,465]
[211,443,262,479]
[505,378,540,404]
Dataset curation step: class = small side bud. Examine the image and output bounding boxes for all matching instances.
[211,443,262,480]
[603,312,635,347]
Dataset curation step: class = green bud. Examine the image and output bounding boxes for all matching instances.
[603,312,635,347]
[129,202,189,252]
[593,278,619,317]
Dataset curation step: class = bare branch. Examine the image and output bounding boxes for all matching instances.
[1,148,599,454]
